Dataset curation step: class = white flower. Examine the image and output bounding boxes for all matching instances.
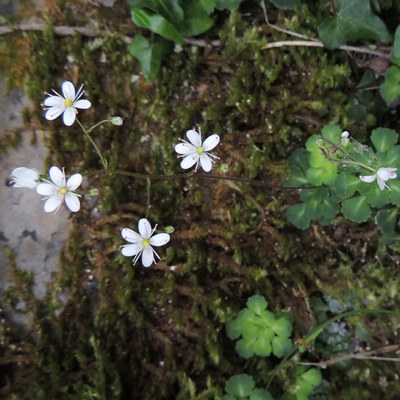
[175,128,220,172]
[121,218,170,267]
[43,81,91,126]
[359,167,397,190]
[10,167,40,189]
[36,166,82,212]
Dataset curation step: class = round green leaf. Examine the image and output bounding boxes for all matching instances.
[225,374,255,398]
[271,316,292,337]
[371,128,399,153]
[335,173,361,197]
[376,207,398,234]
[321,124,342,141]
[271,336,292,358]
[342,195,371,223]
[246,294,268,315]
[252,336,272,357]
[236,337,255,359]
[389,181,400,206]
[301,368,322,385]
[249,388,274,400]
[365,185,391,208]
[286,203,312,230]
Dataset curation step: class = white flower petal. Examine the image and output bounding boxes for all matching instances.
[199,154,212,172]
[45,105,65,121]
[12,167,39,181]
[138,218,152,239]
[377,177,387,190]
[377,168,390,181]
[65,192,80,212]
[391,172,397,179]
[62,81,75,100]
[186,130,202,147]
[73,99,91,109]
[63,107,77,126]
[43,96,64,107]
[67,173,82,191]
[11,167,40,188]
[49,166,65,187]
[36,182,57,196]
[121,243,142,257]
[202,134,220,151]
[121,228,142,243]
[175,143,196,155]
[141,246,155,267]
[359,175,376,183]
[44,196,62,212]
[150,233,170,247]
[180,154,199,170]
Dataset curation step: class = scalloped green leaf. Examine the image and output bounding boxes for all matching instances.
[321,195,340,220]
[318,0,390,50]
[249,388,274,400]
[335,173,362,197]
[306,165,337,186]
[364,184,391,208]
[321,124,342,141]
[286,203,312,230]
[390,180,400,206]
[301,368,322,385]
[252,336,272,357]
[376,207,398,234]
[271,316,292,337]
[236,337,256,359]
[225,374,255,397]
[247,294,268,314]
[271,336,292,358]
[371,128,398,153]
[342,195,371,223]
[378,145,400,166]
[242,323,265,340]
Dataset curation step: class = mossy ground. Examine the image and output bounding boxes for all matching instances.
[1,1,399,399]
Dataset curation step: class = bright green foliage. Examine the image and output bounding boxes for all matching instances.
[380,65,400,103]
[223,374,274,400]
[380,25,400,103]
[129,35,170,82]
[286,125,400,234]
[318,0,391,50]
[129,0,244,81]
[226,295,292,359]
[282,367,322,400]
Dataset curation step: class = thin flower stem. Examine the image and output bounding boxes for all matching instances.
[86,119,111,134]
[76,119,108,170]
[325,157,376,173]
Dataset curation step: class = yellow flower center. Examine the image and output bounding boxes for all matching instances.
[196,147,203,155]
[58,186,68,195]
[142,239,150,247]
[65,98,73,107]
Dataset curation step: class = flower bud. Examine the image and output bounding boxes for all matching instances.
[164,226,175,234]
[87,187,99,197]
[316,138,325,148]
[111,116,123,126]
[341,131,350,139]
